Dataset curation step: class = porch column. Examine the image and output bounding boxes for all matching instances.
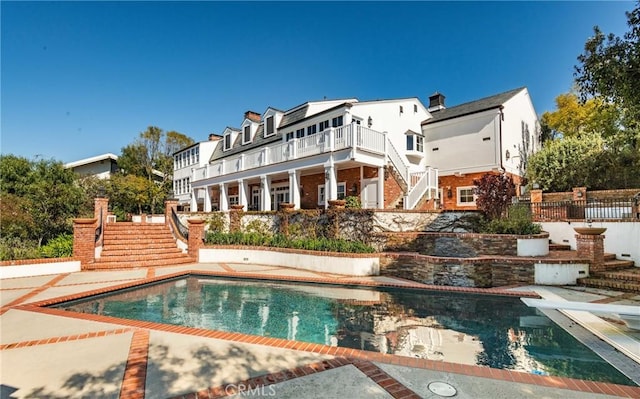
[289,170,301,209]
[325,164,337,209]
[238,179,248,209]
[261,175,271,211]
[378,166,385,209]
[190,189,198,212]
[203,186,212,212]
[219,182,229,211]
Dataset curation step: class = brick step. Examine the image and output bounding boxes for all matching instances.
[103,236,177,245]
[87,256,195,270]
[601,259,636,271]
[103,230,175,237]
[604,253,617,261]
[549,243,571,251]
[594,268,640,283]
[577,277,640,294]
[100,247,184,256]
[102,241,179,250]
[105,222,168,229]
[97,252,189,263]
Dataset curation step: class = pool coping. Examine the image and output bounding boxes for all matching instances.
[6,268,640,398]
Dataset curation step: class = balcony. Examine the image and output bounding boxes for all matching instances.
[192,123,386,182]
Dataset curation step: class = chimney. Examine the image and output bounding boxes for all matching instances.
[208,133,221,141]
[428,92,446,112]
[244,111,261,123]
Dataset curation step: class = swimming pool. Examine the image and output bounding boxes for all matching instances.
[54,275,635,386]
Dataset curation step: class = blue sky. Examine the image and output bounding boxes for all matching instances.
[1,1,632,163]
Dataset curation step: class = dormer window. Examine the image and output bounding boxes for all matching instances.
[243,125,252,144]
[224,134,232,151]
[406,132,424,152]
[265,116,275,137]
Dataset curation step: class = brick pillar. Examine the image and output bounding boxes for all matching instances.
[165,199,178,227]
[229,204,244,233]
[187,219,205,261]
[572,187,587,201]
[94,197,109,224]
[73,218,97,268]
[576,233,605,273]
[278,203,295,236]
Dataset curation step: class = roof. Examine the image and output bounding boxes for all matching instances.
[64,153,118,169]
[422,87,526,125]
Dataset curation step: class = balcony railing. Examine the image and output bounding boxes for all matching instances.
[193,123,386,181]
[515,198,639,221]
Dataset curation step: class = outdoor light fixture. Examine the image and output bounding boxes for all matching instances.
[325,170,330,180]
[368,116,373,127]
[351,182,358,194]
[447,187,452,198]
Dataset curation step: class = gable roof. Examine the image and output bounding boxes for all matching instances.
[422,87,526,125]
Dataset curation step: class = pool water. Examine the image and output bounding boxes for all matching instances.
[55,276,635,386]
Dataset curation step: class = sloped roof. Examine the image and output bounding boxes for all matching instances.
[422,87,526,125]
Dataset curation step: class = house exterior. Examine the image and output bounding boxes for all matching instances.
[172,135,221,211]
[64,153,119,179]
[421,87,540,210]
[188,98,439,211]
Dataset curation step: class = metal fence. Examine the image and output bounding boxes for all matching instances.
[513,198,639,221]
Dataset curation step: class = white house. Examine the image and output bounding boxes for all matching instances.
[187,98,440,211]
[421,87,540,210]
[64,153,119,179]
[172,135,221,210]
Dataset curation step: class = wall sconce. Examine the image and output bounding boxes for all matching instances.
[383,167,389,180]
[367,116,373,128]
[351,182,358,195]
[325,170,330,180]
[447,186,452,198]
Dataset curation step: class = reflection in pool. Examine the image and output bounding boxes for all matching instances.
[54,276,636,386]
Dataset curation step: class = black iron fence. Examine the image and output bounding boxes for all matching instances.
[171,207,189,239]
[513,198,639,221]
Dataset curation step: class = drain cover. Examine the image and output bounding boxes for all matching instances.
[428,381,457,397]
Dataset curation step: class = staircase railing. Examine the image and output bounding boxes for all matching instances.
[386,139,410,187]
[94,211,103,244]
[405,168,438,209]
[171,208,189,240]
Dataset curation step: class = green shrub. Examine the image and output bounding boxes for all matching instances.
[204,231,375,253]
[481,205,542,235]
[206,212,227,233]
[40,234,74,258]
[345,196,361,209]
[0,237,41,261]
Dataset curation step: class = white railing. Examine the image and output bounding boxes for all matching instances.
[405,167,439,210]
[192,122,389,181]
[386,140,410,186]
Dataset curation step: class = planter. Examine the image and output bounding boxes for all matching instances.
[574,227,607,235]
[279,203,295,211]
[230,204,245,211]
[328,199,346,209]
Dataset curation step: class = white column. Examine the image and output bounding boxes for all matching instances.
[261,175,271,211]
[325,163,337,208]
[204,186,212,212]
[238,179,248,208]
[289,170,301,209]
[378,166,385,209]
[220,182,229,211]
[190,189,198,212]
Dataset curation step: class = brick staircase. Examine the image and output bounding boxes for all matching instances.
[87,222,194,270]
[578,253,640,294]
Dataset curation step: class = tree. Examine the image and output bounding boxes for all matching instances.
[473,173,516,220]
[540,93,621,139]
[117,126,194,213]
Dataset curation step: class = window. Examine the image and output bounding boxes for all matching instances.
[317,182,346,204]
[243,125,251,144]
[457,187,476,206]
[174,155,178,170]
[266,116,274,136]
[307,124,317,136]
[285,132,294,141]
[195,147,199,164]
[331,116,343,127]
[296,128,305,138]
[399,105,404,114]
[224,134,231,151]
[416,135,424,152]
[319,120,330,131]
[414,104,418,113]
[228,195,239,206]
[406,135,413,151]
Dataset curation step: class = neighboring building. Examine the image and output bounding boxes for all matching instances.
[421,87,540,210]
[172,135,221,211]
[64,153,119,179]
[188,98,439,211]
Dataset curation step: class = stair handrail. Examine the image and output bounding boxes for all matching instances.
[386,139,410,188]
[405,168,438,209]
[94,211,103,244]
[171,208,189,240]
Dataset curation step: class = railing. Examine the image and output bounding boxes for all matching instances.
[386,140,410,187]
[94,211,103,243]
[192,122,388,182]
[516,198,639,221]
[171,208,189,239]
[405,168,439,210]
